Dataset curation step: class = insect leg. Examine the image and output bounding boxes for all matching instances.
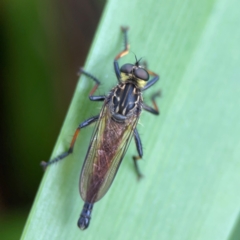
[133,128,144,179]
[41,115,99,169]
[79,68,102,97]
[142,69,159,91]
[89,95,105,102]
[114,27,130,81]
[142,91,161,115]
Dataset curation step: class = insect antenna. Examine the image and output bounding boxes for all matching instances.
[134,54,143,67]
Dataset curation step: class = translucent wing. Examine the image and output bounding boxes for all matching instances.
[79,102,139,203]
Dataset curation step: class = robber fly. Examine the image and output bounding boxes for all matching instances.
[41,27,160,230]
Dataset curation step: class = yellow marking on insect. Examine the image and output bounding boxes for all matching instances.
[120,73,147,88]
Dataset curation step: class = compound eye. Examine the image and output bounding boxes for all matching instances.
[134,68,149,81]
[120,64,134,74]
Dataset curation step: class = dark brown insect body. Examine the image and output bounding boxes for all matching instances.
[42,27,160,230]
[80,83,142,203]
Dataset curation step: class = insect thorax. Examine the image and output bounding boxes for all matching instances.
[109,83,142,122]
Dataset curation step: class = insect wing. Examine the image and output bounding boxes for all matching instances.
[80,103,139,203]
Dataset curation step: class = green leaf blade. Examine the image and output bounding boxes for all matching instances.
[22,0,240,239]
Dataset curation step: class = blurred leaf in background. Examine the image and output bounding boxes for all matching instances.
[0,0,104,239]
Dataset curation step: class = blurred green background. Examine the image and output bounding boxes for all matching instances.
[0,0,104,238]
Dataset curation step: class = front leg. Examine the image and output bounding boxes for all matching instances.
[142,91,161,115]
[114,27,130,81]
[79,68,102,97]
